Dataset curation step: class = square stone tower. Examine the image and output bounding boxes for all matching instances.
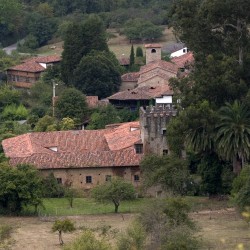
[140,106,177,155]
[145,44,162,64]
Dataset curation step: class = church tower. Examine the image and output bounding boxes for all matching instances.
[145,44,162,64]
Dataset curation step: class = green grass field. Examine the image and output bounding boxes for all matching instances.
[37,197,151,216]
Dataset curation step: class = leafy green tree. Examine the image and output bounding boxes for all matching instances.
[117,221,146,250]
[140,155,191,195]
[34,115,57,132]
[1,104,29,121]
[41,173,65,198]
[0,163,43,214]
[64,230,111,250]
[124,18,163,41]
[61,15,108,85]
[73,51,121,98]
[92,178,136,213]
[26,12,57,47]
[52,219,75,245]
[136,46,143,57]
[60,117,75,131]
[55,88,87,120]
[215,101,250,173]
[87,105,121,130]
[0,85,20,112]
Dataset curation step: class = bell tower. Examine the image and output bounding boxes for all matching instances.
[145,44,162,64]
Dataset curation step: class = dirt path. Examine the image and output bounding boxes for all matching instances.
[0,214,135,250]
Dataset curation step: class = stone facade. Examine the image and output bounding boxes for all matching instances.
[40,166,141,191]
[145,44,162,64]
[140,106,177,155]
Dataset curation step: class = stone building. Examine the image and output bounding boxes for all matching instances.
[140,106,177,155]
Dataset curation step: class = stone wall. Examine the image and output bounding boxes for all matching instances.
[140,106,177,155]
[40,166,141,190]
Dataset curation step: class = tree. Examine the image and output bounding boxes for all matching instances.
[129,45,135,66]
[73,51,121,98]
[61,15,108,85]
[91,178,136,213]
[34,115,57,132]
[0,85,20,112]
[87,105,121,130]
[60,117,75,130]
[124,18,163,42]
[117,221,146,250]
[136,46,143,57]
[215,101,250,173]
[140,155,191,195]
[55,88,87,120]
[1,104,29,121]
[64,230,111,250]
[52,219,75,245]
[0,163,43,214]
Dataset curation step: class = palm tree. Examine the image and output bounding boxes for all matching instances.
[215,101,250,173]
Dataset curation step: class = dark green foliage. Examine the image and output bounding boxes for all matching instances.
[136,46,143,57]
[73,51,121,98]
[92,178,136,213]
[55,88,87,120]
[34,115,57,132]
[215,101,250,172]
[24,12,57,47]
[61,15,108,85]
[0,85,20,112]
[124,18,163,41]
[129,44,135,66]
[52,219,75,245]
[198,153,223,196]
[233,168,250,210]
[64,230,110,250]
[140,155,191,195]
[139,198,200,249]
[41,173,65,198]
[0,163,43,214]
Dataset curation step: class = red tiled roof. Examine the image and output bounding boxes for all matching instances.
[139,60,179,75]
[8,55,61,73]
[144,44,162,48]
[171,52,194,68]
[2,122,142,169]
[8,61,45,73]
[119,57,130,66]
[108,85,173,101]
[121,72,140,82]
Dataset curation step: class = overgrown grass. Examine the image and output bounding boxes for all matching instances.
[36,198,151,216]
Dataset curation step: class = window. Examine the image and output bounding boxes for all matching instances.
[161,128,166,136]
[183,49,186,53]
[105,175,112,181]
[56,178,62,184]
[134,175,140,182]
[163,149,168,155]
[26,77,30,83]
[86,176,92,183]
[134,144,143,154]
[151,49,156,53]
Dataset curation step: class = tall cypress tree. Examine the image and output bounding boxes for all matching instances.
[129,44,135,66]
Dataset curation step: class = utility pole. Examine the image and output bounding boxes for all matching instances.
[52,81,58,117]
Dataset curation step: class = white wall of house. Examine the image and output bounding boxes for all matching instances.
[170,47,188,58]
[39,63,47,68]
[155,95,172,104]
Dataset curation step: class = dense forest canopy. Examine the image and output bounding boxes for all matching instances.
[0,0,173,47]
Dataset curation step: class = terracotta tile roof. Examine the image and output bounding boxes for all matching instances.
[121,72,140,82]
[139,60,179,75]
[108,85,173,101]
[119,57,130,66]
[2,122,142,169]
[8,61,45,73]
[171,52,194,68]
[8,55,61,73]
[86,96,99,108]
[145,44,162,48]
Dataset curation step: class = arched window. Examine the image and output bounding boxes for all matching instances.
[151,49,156,53]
